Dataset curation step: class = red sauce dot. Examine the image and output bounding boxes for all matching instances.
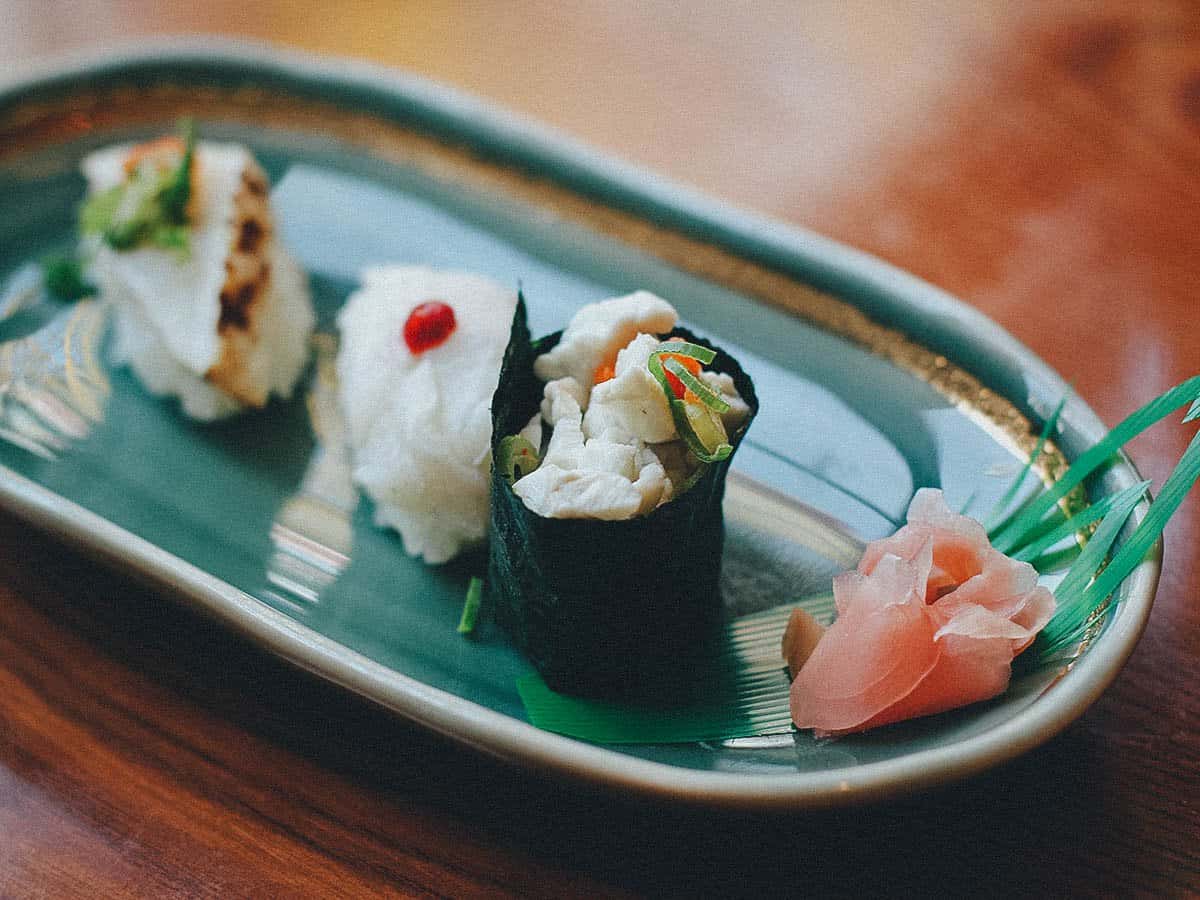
[403,300,457,354]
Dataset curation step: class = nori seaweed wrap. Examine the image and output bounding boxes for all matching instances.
[488,296,758,698]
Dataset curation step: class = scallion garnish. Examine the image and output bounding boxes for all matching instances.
[653,340,715,365]
[457,576,484,636]
[40,253,94,301]
[647,340,733,463]
[159,117,197,225]
[673,399,732,463]
[661,357,730,413]
[496,434,540,482]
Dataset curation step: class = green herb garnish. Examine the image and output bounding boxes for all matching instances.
[79,185,123,236]
[80,118,198,254]
[496,434,540,482]
[158,117,196,224]
[40,253,94,301]
[457,577,484,636]
[648,340,733,463]
[662,357,730,413]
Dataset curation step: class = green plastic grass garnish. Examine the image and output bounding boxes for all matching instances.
[1047,426,1200,651]
[457,577,484,636]
[991,375,1200,554]
[518,598,819,743]
[1008,479,1150,567]
[985,395,1066,532]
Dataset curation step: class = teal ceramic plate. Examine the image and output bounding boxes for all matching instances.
[0,42,1157,809]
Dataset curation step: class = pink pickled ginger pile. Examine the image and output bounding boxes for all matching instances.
[789,488,1056,736]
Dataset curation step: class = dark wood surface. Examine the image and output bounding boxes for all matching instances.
[3,3,1198,896]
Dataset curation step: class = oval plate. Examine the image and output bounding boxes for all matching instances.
[0,41,1158,809]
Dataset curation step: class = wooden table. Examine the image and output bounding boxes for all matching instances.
[3,2,1197,895]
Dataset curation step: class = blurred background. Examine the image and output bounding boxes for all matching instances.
[6,2,1024,222]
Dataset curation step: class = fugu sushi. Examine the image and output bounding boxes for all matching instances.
[336,266,519,564]
[80,124,314,420]
[488,291,757,697]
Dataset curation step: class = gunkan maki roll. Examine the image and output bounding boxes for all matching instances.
[488,291,758,698]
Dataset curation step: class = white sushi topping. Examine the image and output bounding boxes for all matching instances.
[532,290,676,402]
[83,140,314,420]
[581,333,675,444]
[336,266,518,564]
[514,291,742,520]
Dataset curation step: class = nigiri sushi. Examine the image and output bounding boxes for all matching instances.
[80,124,314,420]
[489,291,757,697]
[336,266,519,564]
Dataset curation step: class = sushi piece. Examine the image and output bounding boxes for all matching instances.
[336,267,519,564]
[80,124,314,420]
[488,291,757,698]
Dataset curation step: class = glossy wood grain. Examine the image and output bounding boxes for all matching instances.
[2,2,1198,895]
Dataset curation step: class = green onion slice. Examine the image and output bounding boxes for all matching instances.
[647,340,733,463]
[159,117,197,225]
[496,434,540,482]
[651,340,716,365]
[40,254,94,301]
[671,398,732,463]
[457,577,484,636]
[662,358,731,413]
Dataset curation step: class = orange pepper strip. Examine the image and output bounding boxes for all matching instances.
[593,359,616,384]
[596,337,704,400]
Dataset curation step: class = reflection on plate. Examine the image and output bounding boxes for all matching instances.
[0,43,1157,808]
[0,296,109,458]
